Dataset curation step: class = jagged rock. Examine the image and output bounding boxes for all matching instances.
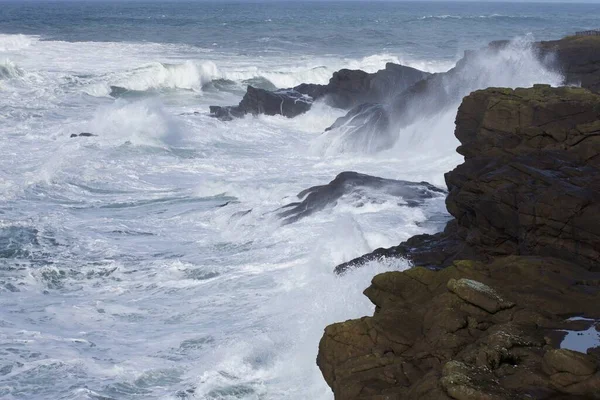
[210,86,312,120]
[210,63,430,120]
[537,35,600,94]
[321,63,430,109]
[323,34,600,155]
[318,256,600,400]
[277,171,445,224]
[336,85,600,273]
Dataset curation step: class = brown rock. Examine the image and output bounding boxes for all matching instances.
[543,349,597,376]
[317,257,600,399]
[447,279,515,314]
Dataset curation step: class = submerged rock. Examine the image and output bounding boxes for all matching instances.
[277,171,445,224]
[336,85,600,273]
[70,132,97,138]
[318,256,600,400]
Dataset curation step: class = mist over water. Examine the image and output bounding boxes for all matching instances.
[0,1,596,399]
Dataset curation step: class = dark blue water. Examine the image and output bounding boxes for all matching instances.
[1,1,600,60]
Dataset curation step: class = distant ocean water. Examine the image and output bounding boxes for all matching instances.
[0,1,598,399]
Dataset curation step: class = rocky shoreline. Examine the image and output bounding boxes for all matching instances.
[315,36,600,400]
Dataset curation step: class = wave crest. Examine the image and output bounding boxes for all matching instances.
[0,34,38,52]
[0,59,24,80]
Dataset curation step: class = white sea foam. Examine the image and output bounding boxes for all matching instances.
[0,34,38,52]
[85,99,184,147]
[316,36,564,156]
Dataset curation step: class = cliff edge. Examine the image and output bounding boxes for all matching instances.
[318,86,600,399]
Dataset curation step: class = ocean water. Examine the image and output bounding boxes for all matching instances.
[0,1,597,399]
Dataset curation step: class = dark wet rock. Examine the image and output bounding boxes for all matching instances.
[277,171,445,224]
[208,105,245,121]
[70,132,97,138]
[318,256,600,400]
[315,63,430,109]
[210,63,430,120]
[537,35,600,94]
[335,219,476,274]
[210,86,312,120]
[335,86,600,273]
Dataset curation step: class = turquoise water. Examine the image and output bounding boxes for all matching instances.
[0,1,596,399]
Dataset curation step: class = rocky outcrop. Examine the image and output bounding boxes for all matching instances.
[209,86,312,121]
[277,171,445,224]
[320,85,600,399]
[336,85,600,273]
[209,63,430,120]
[538,35,600,94]
[318,256,600,400]
[322,34,600,154]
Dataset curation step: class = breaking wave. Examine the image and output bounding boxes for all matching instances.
[316,36,564,156]
[0,34,38,52]
[0,59,24,80]
[84,53,451,98]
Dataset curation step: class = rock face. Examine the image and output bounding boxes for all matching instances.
[277,171,445,224]
[538,35,600,94]
[336,85,600,273]
[318,256,600,400]
[320,85,600,399]
[321,63,431,109]
[209,63,430,120]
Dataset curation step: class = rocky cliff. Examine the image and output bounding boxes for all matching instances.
[318,86,600,399]
[538,35,600,94]
[336,85,600,273]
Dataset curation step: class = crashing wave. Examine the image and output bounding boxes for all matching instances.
[0,34,38,52]
[84,52,450,98]
[114,61,218,92]
[316,35,564,156]
[0,59,24,80]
